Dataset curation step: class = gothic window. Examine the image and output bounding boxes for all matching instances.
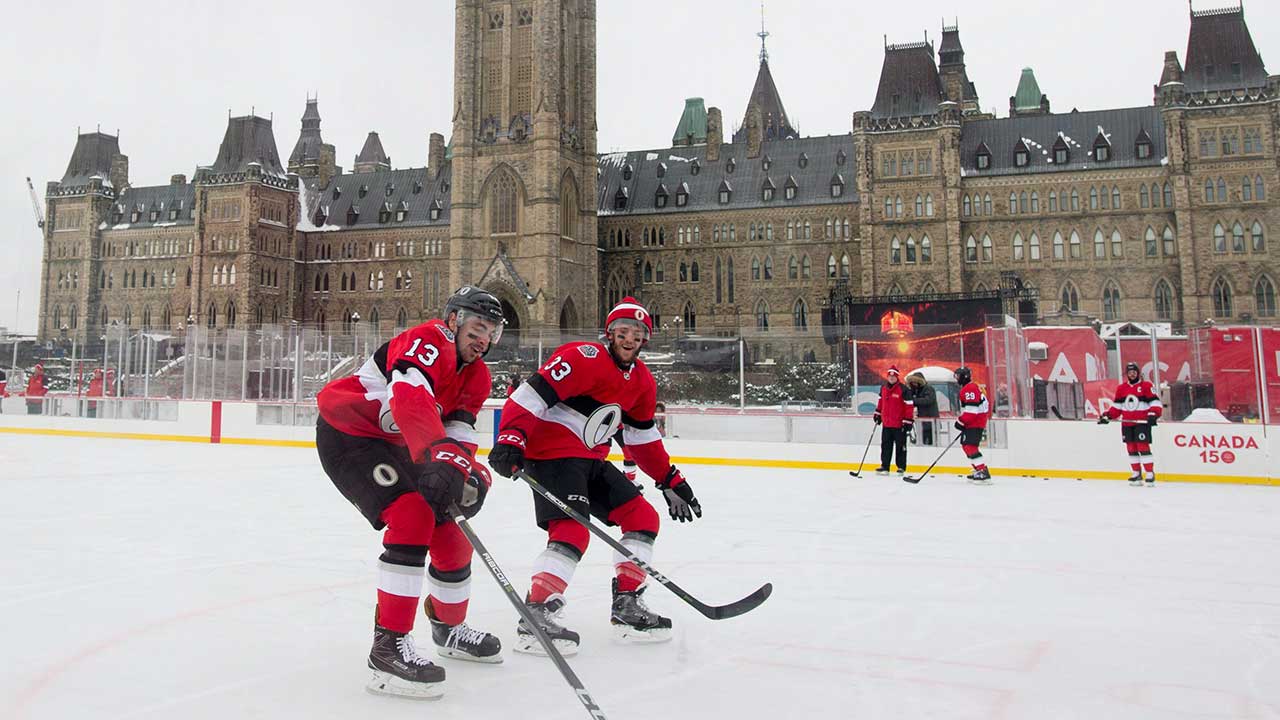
[1214,223,1227,253]
[921,235,932,264]
[801,255,811,278]
[491,171,518,233]
[788,255,799,279]
[1020,191,1029,213]
[715,257,723,303]
[1049,191,1058,213]
[925,194,934,216]
[1154,280,1175,321]
[764,256,773,280]
[1256,276,1277,317]
[1243,176,1254,202]
[891,238,901,264]
[1256,175,1266,201]
[1212,277,1233,318]
[225,301,237,329]
[488,10,504,29]
[884,196,894,218]
[982,234,993,262]
[793,298,808,331]
[1217,177,1228,203]
[691,261,700,282]
[1070,189,1080,211]
[1112,230,1124,258]
[1069,231,1082,259]
[682,302,697,332]
[679,261,688,283]
[840,253,850,278]
[655,262,665,283]
[1253,222,1266,252]
[1140,185,1150,208]
[1111,186,1121,209]
[1094,229,1106,259]
[755,300,770,332]
[963,195,972,216]
[983,194,993,215]
[1030,192,1039,213]
[896,196,904,217]
[827,254,837,279]
[1232,222,1246,253]
[1163,183,1173,208]
[1102,282,1122,321]
[727,257,735,302]
[1053,231,1065,260]
[1029,232,1041,261]
[915,195,924,217]
[965,236,977,263]
[1010,191,1019,214]
[1145,227,1158,257]
[1089,186,1099,210]
[906,236,917,264]
[1060,283,1080,314]
[1013,232,1025,261]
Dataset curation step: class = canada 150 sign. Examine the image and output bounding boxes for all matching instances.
[1173,432,1261,465]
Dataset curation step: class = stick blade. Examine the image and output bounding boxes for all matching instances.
[701,583,773,620]
[848,471,862,478]
[903,475,922,484]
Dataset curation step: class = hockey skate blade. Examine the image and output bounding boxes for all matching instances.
[366,671,444,700]
[612,623,673,644]
[513,634,579,657]
[436,646,504,664]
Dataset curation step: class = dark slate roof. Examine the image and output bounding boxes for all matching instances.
[105,183,196,229]
[1184,6,1268,92]
[300,165,452,231]
[289,99,325,164]
[959,106,1167,177]
[871,42,944,120]
[61,132,121,186]
[211,116,286,176]
[597,135,858,218]
[938,27,963,64]
[356,132,390,165]
[732,59,799,142]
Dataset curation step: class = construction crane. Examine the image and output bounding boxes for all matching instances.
[26,176,45,229]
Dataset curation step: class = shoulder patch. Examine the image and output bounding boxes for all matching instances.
[577,345,600,359]
[436,325,456,343]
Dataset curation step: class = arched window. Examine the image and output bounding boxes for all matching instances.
[123,306,132,327]
[792,298,808,331]
[1212,277,1234,317]
[1163,226,1176,256]
[643,261,653,283]
[377,271,385,291]
[788,255,799,279]
[906,237,917,264]
[1154,280,1175,321]
[691,262,700,283]
[1053,231,1065,260]
[560,177,578,238]
[965,236,977,263]
[763,256,773,280]
[490,170,518,234]
[1140,184,1150,208]
[1094,229,1106,259]
[1069,231,1082,259]
[1256,175,1266,201]
[801,255,811,278]
[895,196,903,217]
[983,194,993,215]
[981,234,993,262]
[682,302,697,332]
[883,197,893,218]
[840,254,850,278]
[323,273,330,292]
[827,254,837,279]
[1013,232,1025,260]
[920,235,932,263]
[1112,230,1123,258]
[315,308,326,331]
[655,262,665,283]
[751,257,761,281]
[1217,177,1228,202]
[925,194,934,217]
[1112,185,1122,209]
[1010,191,1019,214]
[1145,227,1158,257]
[1204,178,1215,202]
[1243,176,1254,202]
[1214,223,1227,253]
[727,257,735,303]
[1252,222,1266,252]
[1030,191,1039,213]
[755,300,770,331]
[1089,186,1099,210]
[397,307,409,328]
[915,195,924,216]
[1102,282,1121,321]
[1232,222,1246,252]
[1256,276,1277,317]
[1049,190,1058,212]
[1070,189,1080,211]
[715,257,723,303]
[1163,183,1174,208]
[1020,191,1029,213]
[1060,283,1080,313]
[225,301,237,329]
[890,237,902,264]
[679,261,688,283]
[963,195,972,216]
[206,302,217,329]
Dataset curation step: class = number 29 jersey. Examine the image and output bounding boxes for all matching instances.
[317,319,491,463]
[500,341,670,475]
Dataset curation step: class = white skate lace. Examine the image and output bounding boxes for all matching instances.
[447,623,489,649]
[396,635,433,666]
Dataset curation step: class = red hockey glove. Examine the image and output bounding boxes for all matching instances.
[657,466,702,523]
[417,442,474,518]
[488,429,527,479]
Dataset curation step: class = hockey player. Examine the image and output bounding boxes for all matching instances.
[953,367,992,484]
[315,286,505,699]
[87,368,104,418]
[1098,361,1162,486]
[872,366,914,475]
[487,296,702,656]
[25,364,47,415]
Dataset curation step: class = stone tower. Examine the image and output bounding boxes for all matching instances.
[449,0,599,338]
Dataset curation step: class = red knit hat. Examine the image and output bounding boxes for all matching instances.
[605,297,653,339]
[887,365,900,376]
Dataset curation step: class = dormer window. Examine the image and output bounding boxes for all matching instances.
[1093,132,1112,162]
[358,184,369,198]
[379,203,392,224]
[798,152,809,169]
[762,155,772,171]
[836,149,847,166]
[130,209,141,223]
[726,158,736,174]
[332,186,341,200]
[830,173,845,198]
[385,184,395,197]
[1014,140,1030,168]
[690,159,701,176]
[655,184,669,209]
[761,178,776,202]
[314,207,328,226]
[784,176,798,201]
[676,183,689,207]
[1052,137,1069,165]
[622,164,634,181]
[613,187,629,211]
[346,206,360,225]
[429,200,442,221]
[656,162,667,178]
[413,181,423,194]
[718,180,732,205]
[149,208,160,222]
[975,142,992,170]
[169,208,179,221]
[1136,130,1153,160]
[396,201,408,223]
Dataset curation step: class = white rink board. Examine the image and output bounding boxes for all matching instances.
[2,434,1279,720]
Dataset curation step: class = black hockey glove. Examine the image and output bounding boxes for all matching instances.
[488,429,527,479]
[657,466,702,523]
[1147,415,1158,427]
[418,442,474,518]
[954,419,966,432]
[1097,416,1111,425]
[873,412,883,425]
[459,465,491,520]
[902,419,914,434]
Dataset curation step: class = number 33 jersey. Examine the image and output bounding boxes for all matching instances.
[499,341,671,475]
[317,319,491,462]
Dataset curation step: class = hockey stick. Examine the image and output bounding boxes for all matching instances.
[449,505,608,720]
[903,433,963,484]
[848,424,878,477]
[514,469,772,620]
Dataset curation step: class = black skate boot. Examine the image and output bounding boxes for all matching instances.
[514,595,580,657]
[367,623,445,699]
[1127,472,1143,486]
[1145,473,1156,487]
[968,467,993,485]
[611,578,673,643]
[874,466,890,476]
[427,602,502,664]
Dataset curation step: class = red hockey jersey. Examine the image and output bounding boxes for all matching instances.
[957,382,990,429]
[317,319,491,462]
[498,342,671,480]
[1104,380,1163,425]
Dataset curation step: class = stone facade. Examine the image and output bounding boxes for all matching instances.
[37,4,1280,351]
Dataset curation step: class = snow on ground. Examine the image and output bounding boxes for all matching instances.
[2,435,1279,720]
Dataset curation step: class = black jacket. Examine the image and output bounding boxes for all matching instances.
[908,383,939,418]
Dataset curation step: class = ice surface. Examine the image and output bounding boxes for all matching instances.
[2,435,1279,720]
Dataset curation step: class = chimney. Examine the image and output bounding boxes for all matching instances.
[1159,50,1184,86]
[170,174,187,186]
[706,107,723,162]
[110,153,130,192]
[428,133,446,178]
[746,105,763,160]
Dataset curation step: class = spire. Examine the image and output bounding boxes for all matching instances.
[757,1,769,63]
[1010,67,1050,116]
[734,10,798,144]
[353,131,391,173]
[211,114,284,176]
[1184,4,1268,92]
[290,97,324,164]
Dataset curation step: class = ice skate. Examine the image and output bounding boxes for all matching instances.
[874,466,890,476]
[611,578,673,643]
[1145,474,1156,487]
[514,595,580,656]
[366,623,445,699]
[968,467,993,485]
[428,604,502,664]
[1128,472,1143,486]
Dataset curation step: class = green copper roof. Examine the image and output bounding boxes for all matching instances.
[1013,68,1043,112]
[671,98,708,145]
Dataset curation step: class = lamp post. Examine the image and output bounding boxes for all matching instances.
[351,311,361,361]
[672,315,683,341]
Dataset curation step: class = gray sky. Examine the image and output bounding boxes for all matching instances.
[2,0,1276,334]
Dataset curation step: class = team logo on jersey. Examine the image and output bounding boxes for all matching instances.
[372,463,400,487]
[438,326,456,342]
[578,345,599,359]
[1121,394,1143,411]
[581,403,623,449]
[379,407,401,434]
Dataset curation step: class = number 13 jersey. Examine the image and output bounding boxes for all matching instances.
[317,319,491,462]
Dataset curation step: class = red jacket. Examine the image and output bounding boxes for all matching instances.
[875,381,914,428]
[957,382,990,429]
[26,372,48,398]
[88,375,105,397]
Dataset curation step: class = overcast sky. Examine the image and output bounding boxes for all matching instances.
[2,0,1276,334]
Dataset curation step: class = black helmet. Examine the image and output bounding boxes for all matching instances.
[445,286,506,343]
[1125,361,1141,377]
[954,366,972,385]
